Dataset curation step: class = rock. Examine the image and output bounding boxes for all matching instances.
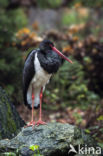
[0,123,98,156]
[0,87,25,139]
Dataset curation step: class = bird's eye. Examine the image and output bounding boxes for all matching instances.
[49,44,53,48]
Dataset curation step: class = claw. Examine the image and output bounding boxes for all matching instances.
[36,119,46,126]
[24,121,36,128]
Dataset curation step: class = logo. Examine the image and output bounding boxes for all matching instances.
[68,144,101,155]
[68,144,77,154]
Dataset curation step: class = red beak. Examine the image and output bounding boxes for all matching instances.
[52,46,73,64]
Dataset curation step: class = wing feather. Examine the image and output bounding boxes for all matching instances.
[23,50,37,108]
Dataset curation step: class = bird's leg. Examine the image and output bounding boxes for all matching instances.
[36,87,46,126]
[25,87,35,128]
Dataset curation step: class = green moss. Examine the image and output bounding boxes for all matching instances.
[6,102,17,133]
[0,87,24,139]
[0,96,17,135]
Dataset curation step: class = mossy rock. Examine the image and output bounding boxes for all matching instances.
[0,87,25,139]
[0,123,100,156]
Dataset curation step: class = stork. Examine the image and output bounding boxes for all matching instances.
[23,40,73,127]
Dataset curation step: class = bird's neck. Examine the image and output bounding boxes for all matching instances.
[37,50,61,74]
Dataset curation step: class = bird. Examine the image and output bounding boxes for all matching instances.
[23,39,73,127]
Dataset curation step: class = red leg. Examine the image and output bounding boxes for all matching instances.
[36,87,46,126]
[25,88,35,128]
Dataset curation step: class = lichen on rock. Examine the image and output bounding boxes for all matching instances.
[0,87,25,139]
[0,122,98,156]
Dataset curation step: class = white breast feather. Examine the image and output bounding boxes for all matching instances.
[27,52,52,108]
[32,52,52,88]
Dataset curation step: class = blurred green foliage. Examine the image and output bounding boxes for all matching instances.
[70,0,103,8]
[62,9,88,26]
[36,0,103,8]
[37,0,62,8]
[45,58,99,110]
[0,0,27,103]
[0,0,9,8]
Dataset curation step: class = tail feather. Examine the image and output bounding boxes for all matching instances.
[26,86,41,109]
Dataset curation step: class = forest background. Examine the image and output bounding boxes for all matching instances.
[0,0,103,147]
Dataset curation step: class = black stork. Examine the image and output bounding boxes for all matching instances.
[23,39,73,127]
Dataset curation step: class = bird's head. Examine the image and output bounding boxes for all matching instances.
[39,40,54,51]
[39,39,73,64]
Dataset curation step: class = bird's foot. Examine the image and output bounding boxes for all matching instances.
[36,119,46,126]
[25,121,35,128]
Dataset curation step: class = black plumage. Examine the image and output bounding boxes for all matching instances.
[22,40,73,127]
[23,40,62,109]
[23,50,36,108]
[38,49,61,74]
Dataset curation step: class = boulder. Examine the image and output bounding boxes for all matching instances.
[0,122,99,156]
[0,87,25,139]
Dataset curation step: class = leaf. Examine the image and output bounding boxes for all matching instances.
[97,115,103,121]
[85,129,91,134]
[63,45,73,53]
[29,144,39,151]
